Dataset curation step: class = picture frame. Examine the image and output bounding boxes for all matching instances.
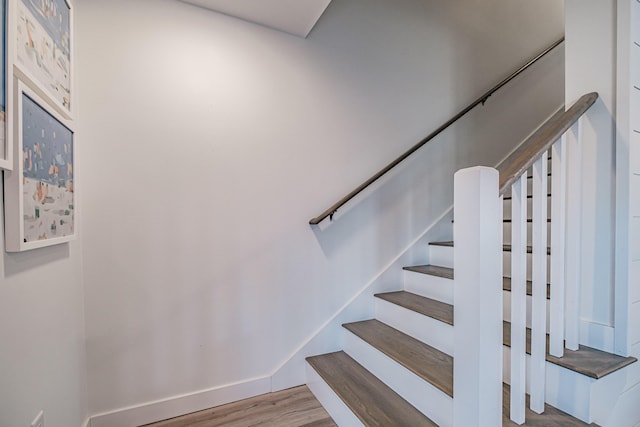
[4,78,75,252]
[0,0,10,170]
[7,0,72,120]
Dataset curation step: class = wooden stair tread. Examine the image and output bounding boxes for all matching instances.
[502,384,597,426]
[402,265,548,299]
[526,173,552,179]
[307,348,596,426]
[503,243,551,255]
[403,264,453,279]
[375,291,454,325]
[504,193,551,200]
[502,277,550,299]
[343,319,454,397]
[503,218,551,223]
[452,218,551,223]
[503,321,637,379]
[374,290,635,379]
[430,241,551,255]
[306,351,438,426]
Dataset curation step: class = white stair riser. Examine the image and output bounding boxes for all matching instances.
[429,245,454,268]
[502,291,550,332]
[343,330,453,427]
[429,245,551,282]
[305,363,365,427]
[403,270,453,304]
[375,298,454,355]
[502,346,594,423]
[503,221,551,245]
[377,292,552,353]
[503,195,551,220]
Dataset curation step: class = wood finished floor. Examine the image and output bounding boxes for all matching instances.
[140,386,336,427]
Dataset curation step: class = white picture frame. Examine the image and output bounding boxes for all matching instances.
[7,0,73,120]
[4,78,75,252]
[0,0,10,170]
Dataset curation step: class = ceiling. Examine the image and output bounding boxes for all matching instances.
[180,0,333,38]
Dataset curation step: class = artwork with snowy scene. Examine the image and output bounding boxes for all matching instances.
[15,0,71,114]
[0,0,7,170]
[3,81,75,252]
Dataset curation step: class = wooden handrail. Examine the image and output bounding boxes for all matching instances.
[497,92,598,195]
[309,37,565,225]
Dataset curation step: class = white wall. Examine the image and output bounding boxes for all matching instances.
[625,0,640,361]
[0,239,87,427]
[615,0,640,360]
[565,0,617,342]
[608,1,640,426]
[77,0,564,418]
[0,2,88,425]
[566,0,640,425]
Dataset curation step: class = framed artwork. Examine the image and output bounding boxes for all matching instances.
[8,0,72,119]
[4,79,75,251]
[0,0,9,170]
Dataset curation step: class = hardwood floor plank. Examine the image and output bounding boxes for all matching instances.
[141,386,335,427]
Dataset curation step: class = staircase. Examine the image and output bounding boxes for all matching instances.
[304,95,637,426]
[305,196,634,426]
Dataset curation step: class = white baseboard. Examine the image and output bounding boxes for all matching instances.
[89,376,271,427]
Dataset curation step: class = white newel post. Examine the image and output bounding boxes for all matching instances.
[453,166,503,427]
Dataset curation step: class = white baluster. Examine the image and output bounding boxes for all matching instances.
[510,173,528,425]
[530,152,548,414]
[565,119,583,350]
[453,166,502,427]
[550,136,567,357]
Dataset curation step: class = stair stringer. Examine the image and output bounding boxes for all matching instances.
[269,209,454,392]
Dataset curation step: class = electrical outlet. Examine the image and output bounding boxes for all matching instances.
[30,411,44,427]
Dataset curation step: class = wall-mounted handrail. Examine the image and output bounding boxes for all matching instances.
[309,37,565,225]
[497,92,598,195]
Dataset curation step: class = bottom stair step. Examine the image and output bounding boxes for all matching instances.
[502,384,597,426]
[306,351,438,427]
